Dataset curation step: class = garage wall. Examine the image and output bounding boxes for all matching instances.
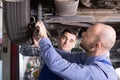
[0,0,2,39]
[0,1,2,80]
[1,0,11,80]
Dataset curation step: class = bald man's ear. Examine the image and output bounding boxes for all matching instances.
[90,42,101,51]
[95,42,102,49]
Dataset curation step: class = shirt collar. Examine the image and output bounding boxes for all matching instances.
[85,52,110,65]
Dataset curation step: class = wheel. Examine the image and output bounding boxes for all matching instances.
[3,0,32,45]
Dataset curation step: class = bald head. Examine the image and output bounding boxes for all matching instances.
[92,23,116,50]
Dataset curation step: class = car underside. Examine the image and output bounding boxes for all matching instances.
[3,0,120,68]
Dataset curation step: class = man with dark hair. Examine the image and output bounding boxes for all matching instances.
[38,28,78,80]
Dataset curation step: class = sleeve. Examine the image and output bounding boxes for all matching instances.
[39,38,90,80]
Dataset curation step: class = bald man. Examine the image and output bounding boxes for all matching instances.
[34,22,118,80]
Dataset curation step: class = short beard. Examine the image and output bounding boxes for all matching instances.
[80,43,89,53]
[80,43,96,56]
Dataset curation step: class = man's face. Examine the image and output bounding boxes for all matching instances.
[80,27,96,53]
[58,32,77,52]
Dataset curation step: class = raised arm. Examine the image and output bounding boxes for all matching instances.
[33,21,89,79]
[34,21,118,80]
